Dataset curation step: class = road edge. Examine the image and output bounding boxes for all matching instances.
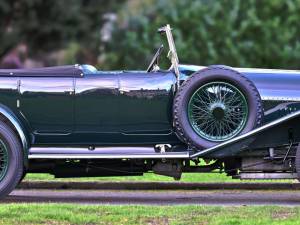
[17,181,300,190]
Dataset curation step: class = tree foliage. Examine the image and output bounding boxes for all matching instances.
[104,0,300,70]
[0,0,123,60]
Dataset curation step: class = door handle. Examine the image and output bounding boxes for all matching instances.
[64,90,74,95]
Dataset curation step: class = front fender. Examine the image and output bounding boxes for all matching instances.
[179,64,300,103]
[0,104,29,165]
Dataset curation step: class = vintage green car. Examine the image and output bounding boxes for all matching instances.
[0,24,299,198]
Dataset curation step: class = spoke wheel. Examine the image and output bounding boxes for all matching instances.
[0,140,8,181]
[188,82,248,142]
[173,66,263,150]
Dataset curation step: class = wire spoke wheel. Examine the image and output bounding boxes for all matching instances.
[0,140,8,181]
[188,81,248,142]
[174,66,262,149]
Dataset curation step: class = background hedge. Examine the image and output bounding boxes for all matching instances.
[103,0,300,70]
[1,0,300,70]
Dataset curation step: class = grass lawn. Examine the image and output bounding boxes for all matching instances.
[0,203,299,225]
[24,172,295,183]
[24,172,235,182]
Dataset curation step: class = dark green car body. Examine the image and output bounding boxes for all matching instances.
[1,64,300,160]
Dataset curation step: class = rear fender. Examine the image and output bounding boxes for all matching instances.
[0,104,29,165]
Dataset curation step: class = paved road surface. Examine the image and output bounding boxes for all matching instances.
[17,181,300,190]
[4,189,300,205]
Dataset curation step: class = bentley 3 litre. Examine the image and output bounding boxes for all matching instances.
[0,25,299,197]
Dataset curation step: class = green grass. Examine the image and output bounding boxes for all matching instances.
[0,204,299,225]
[24,172,295,183]
[24,172,240,182]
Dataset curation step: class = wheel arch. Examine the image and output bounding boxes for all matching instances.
[0,104,29,166]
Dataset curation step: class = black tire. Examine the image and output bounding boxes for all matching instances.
[173,65,263,150]
[0,121,23,198]
[295,144,300,182]
[18,171,26,184]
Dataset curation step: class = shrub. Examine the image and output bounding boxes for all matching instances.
[104,0,300,70]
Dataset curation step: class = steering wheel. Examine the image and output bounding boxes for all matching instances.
[146,45,164,72]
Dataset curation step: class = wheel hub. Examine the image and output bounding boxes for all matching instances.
[210,103,226,120]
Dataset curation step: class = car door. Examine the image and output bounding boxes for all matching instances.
[74,72,119,133]
[19,77,74,134]
[117,71,175,134]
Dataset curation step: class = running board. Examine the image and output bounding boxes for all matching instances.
[235,172,297,180]
[28,146,190,159]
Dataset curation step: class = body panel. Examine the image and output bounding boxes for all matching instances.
[26,70,179,146]
[179,65,300,102]
[118,71,175,133]
[0,77,30,153]
[74,73,119,133]
[19,77,74,134]
[0,64,299,151]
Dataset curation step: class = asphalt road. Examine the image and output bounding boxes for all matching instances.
[17,181,300,190]
[5,189,300,205]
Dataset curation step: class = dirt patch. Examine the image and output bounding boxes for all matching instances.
[143,217,170,225]
[272,209,296,220]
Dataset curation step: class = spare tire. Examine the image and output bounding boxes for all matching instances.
[173,65,263,150]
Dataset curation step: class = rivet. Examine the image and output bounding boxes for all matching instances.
[88,146,95,151]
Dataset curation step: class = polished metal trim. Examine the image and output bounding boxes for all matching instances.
[33,132,72,136]
[236,67,300,74]
[179,64,300,74]
[190,110,300,158]
[29,146,190,159]
[28,153,189,159]
[121,132,173,136]
[261,97,300,101]
[238,173,297,179]
[29,146,156,154]
[161,24,180,88]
